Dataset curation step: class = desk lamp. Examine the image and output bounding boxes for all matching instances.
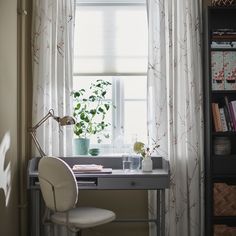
[29,109,75,157]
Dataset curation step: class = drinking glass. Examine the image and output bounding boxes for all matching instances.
[130,155,141,171]
[122,155,131,172]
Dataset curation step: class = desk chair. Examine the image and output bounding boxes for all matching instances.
[38,156,116,236]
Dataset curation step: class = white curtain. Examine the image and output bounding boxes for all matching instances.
[146,0,204,236]
[32,0,75,157]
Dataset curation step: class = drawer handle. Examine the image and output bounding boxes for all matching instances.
[131,181,136,186]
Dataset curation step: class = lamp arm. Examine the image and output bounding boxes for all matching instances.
[31,109,58,131]
[29,109,74,157]
[30,130,46,157]
[29,109,58,157]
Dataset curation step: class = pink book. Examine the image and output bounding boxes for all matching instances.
[229,101,236,131]
[230,101,236,131]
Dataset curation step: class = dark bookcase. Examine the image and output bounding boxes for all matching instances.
[205,7,236,236]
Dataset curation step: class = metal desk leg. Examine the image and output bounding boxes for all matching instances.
[30,189,41,236]
[160,189,165,236]
[156,190,160,236]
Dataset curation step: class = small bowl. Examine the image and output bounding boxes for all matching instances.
[89,148,100,156]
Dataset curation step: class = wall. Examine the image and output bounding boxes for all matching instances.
[0,0,19,236]
[79,190,149,236]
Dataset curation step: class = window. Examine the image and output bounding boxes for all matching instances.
[73,0,148,153]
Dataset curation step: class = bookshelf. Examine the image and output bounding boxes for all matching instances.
[205,7,236,236]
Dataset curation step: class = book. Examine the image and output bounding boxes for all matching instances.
[223,105,233,131]
[219,108,228,131]
[230,100,236,130]
[211,41,236,48]
[72,164,112,174]
[224,96,234,131]
[72,164,103,171]
[212,103,222,132]
[229,101,236,130]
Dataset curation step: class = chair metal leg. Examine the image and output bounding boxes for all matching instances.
[51,223,55,236]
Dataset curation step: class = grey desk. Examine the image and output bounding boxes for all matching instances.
[27,156,170,236]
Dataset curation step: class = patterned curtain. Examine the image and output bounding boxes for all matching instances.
[146,0,204,235]
[31,0,75,157]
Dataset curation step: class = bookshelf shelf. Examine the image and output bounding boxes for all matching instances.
[212,154,236,158]
[214,216,236,225]
[204,7,236,235]
[212,90,236,94]
[211,48,236,51]
[212,131,236,136]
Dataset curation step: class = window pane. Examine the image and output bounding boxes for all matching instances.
[124,101,147,145]
[74,5,147,74]
[123,76,146,100]
[115,9,148,73]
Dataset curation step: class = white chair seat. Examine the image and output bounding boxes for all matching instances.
[51,206,116,229]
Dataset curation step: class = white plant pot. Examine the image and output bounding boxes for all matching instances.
[141,157,153,172]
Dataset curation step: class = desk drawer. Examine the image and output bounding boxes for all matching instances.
[98,177,159,190]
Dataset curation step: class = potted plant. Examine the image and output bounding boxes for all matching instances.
[71,79,112,155]
[133,141,159,172]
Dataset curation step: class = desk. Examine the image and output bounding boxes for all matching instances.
[27,156,170,236]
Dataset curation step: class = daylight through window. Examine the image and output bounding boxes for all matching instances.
[73,0,148,154]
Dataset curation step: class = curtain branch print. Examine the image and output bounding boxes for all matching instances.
[147,0,204,235]
[32,0,75,157]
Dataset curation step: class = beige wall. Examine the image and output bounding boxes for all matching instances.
[0,0,19,236]
[79,190,149,236]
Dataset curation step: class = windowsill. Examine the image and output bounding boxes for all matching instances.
[72,153,135,158]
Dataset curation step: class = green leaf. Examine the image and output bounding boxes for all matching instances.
[76,103,81,110]
[89,95,96,101]
[105,104,110,110]
[98,107,104,113]
[90,109,96,115]
[84,116,90,123]
[80,113,85,120]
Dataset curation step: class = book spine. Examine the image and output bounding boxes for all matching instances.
[219,108,228,131]
[212,103,222,132]
[223,105,232,131]
[224,96,234,131]
[229,102,236,130]
[231,101,236,131]
[215,103,223,132]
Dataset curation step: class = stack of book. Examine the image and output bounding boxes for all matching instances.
[211,29,236,48]
[212,96,236,132]
[72,164,112,174]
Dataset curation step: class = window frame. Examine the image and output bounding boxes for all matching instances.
[73,0,148,153]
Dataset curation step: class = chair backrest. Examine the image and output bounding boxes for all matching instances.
[38,156,78,212]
